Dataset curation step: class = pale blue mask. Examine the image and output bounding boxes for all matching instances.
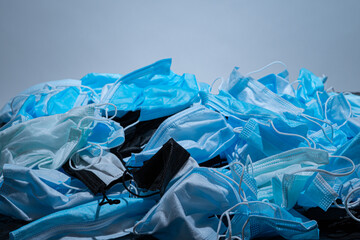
[100,58,199,121]
[0,104,124,175]
[200,90,281,121]
[221,67,304,118]
[252,148,329,208]
[133,167,241,240]
[127,105,236,166]
[257,70,295,97]
[10,196,156,240]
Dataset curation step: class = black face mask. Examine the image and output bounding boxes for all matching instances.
[111,111,170,160]
[130,138,190,196]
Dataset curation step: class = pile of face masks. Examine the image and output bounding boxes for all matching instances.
[1,59,360,240]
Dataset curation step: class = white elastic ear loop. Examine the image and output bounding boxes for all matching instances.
[77,103,118,129]
[78,85,100,103]
[345,187,360,222]
[210,77,224,93]
[268,120,312,148]
[291,155,355,177]
[231,162,247,201]
[326,86,336,93]
[245,61,288,78]
[69,143,103,171]
[124,120,140,132]
[301,114,334,143]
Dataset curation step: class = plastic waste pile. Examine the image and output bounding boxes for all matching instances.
[1,59,360,239]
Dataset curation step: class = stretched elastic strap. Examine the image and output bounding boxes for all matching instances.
[245,61,288,78]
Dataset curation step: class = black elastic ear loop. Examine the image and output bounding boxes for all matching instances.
[99,191,121,206]
[122,169,160,198]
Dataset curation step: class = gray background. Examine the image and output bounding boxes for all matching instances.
[1,0,359,107]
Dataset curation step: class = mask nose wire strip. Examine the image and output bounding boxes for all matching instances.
[269,120,312,148]
[244,61,288,78]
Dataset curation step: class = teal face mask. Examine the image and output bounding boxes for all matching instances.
[0,104,124,175]
[100,58,199,121]
[128,105,236,166]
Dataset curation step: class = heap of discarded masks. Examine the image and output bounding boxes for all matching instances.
[1,58,360,240]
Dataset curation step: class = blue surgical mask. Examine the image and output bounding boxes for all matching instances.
[10,196,156,240]
[296,68,326,103]
[0,79,81,124]
[80,72,122,98]
[100,58,199,121]
[221,67,304,118]
[200,90,281,121]
[1,87,90,130]
[127,105,236,166]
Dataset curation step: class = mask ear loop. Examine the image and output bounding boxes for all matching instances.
[324,94,353,128]
[216,201,278,240]
[78,85,101,103]
[344,187,360,222]
[245,155,254,178]
[301,113,334,143]
[268,120,312,148]
[244,61,288,78]
[68,143,103,171]
[210,77,224,93]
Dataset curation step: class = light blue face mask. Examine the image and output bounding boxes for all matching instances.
[0,104,124,175]
[251,148,329,207]
[233,117,310,161]
[133,167,241,240]
[296,68,326,103]
[0,164,99,221]
[127,105,236,166]
[221,66,304,118]
[80,72,122,99]
[345,93,360,117]
[100,58,199,121]
[0,79,81,124]
[1,86,91,130]
[200,90,282,121]
[10,196,156,240]
[257,69,295,97]
[308,124,347,154]
[216,201,319,240]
